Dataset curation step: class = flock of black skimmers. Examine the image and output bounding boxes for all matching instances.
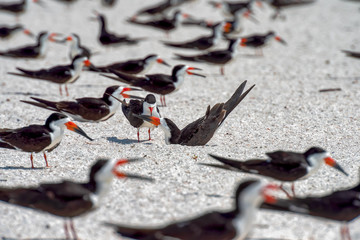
[0,0,359,239]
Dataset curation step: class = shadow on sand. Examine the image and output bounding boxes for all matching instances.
[107,137,152,145]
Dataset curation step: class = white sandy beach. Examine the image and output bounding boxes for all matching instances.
[0,0,359,239]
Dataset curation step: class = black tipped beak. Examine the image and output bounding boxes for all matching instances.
[74,126,94,141]
[192,72,206,78]
[161,60,171,67]
[334,163,349,176]
[124,173,154,182]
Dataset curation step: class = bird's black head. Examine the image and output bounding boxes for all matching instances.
[267,31,275,37]
[37,31,48,41]
[45,113,68,127]
[172,64,186,74]
[104,85,121,97]
[304,147,326,159]
[89,158,109,182]
[144,94,156,104]
[144,54,157,61]
[235,179,260,203]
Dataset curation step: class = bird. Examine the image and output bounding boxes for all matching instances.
[8,55,91,96]
[205,147,348,198]
[101,0,117,7]
[0,113,93,168]
[209,0,262,17]
[222,9,259,36]
[261,170,360,240]
[260,0,316,19]
[239,31,287,55]
[89,54,170,74]
[0,0,43,16]
[109,94,161,142]
[342,50,360,59]
[104,179,279,240]
[0,31,56,58]
[174,38,241,75]
[162,22,226,50]
[135,80,255,146]
[94,12,144,46]
[101,65,205,106]
[0,24,34,39]
[127,10,189,37]
[20,86,142,122]
[134,0,177,17]
[0,157,153,239]
[63,33,91,60]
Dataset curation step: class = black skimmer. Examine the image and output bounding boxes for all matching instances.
[136,81,254,146]
[21,86,141,122]
[0,31,56,58]
[62,33,91,60]
[89,54,170,74]
[128,10,189,37]
[101,65,205,106]
[0,0,43,16]
[0,24,34,39]
[8,55,91,96]
[174,38,241,75]
[104,179,279,240]
[135,0,176,17]
[222,9,260,36]
[209,0,262,17]
[0,158,153,239]
[113,94,161,142]
[162,22,226,50]
[0,113,93,168]
[206,147,348,198]
[240,31,287,55]
[261,173,360,240]
[261,0,316,19]
[342,50,360,59]
[101,0,117,7]
[94,12,144,46]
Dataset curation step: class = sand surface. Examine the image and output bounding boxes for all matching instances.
[0,0,359,239]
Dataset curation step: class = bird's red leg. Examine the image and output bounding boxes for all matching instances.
[148,128,151,140]
[291,183,296,197]
[340,224,352,240]
[163,96,167,107]
[137,129,140,142]
[30,153,34,169]
[69,219,78,240]
[64,221,70,239]
[43,152,49,168]
[59,86,63,96]
[220,66,224,76]
[280,183,293,199]
[65,84,69,97]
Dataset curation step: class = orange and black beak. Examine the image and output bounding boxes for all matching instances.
[223,22,232,33]
[83,59,92,67]
[48,33,63,42]
[65,121,94,141]
[275,36,287,45]
[324,157,348,176]
[135,115,161,126]
[243,10,259,24]
[120,87,143,99]
[112,158,154,181]
[156,58,171,67]
[23,29,34,38]
[186,67,206,78]
[262,183,279,204]
[240,38,248,47]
